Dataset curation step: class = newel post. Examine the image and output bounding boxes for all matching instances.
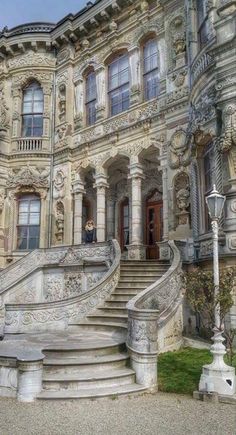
[127,309,158,390]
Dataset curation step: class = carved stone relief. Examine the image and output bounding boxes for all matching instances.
[219,105,236,152]
[6,166,50,190]
[0,83,9,131]
[53,169,66,199]
[58,83,66,122]
[55,201,64,243]
[174,172,190,227]
[168,129,192,169]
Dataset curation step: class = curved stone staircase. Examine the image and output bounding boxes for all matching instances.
[37,260,169,400]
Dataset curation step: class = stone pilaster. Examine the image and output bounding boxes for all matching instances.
[128,45,141,105]
[74,77,84,129]
[94,174,109,242]
[95,65,106,120]
[73,181,85,245]
[127,163,145,260]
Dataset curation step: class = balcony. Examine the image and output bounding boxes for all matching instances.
[17,138,43,152]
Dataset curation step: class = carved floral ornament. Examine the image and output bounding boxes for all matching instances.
[0,83,9,130]
[219,104,236,153]
[7,52,55,70]
[6,166,50,195]
[168,128,192,169]
[12,71,53,95]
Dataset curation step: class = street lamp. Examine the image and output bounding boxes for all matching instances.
[199,185,236,396]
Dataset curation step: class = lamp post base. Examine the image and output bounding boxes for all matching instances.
[199,327,236,396]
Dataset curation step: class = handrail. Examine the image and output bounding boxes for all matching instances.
[4,240,121,333]
[0,242,111,295]
[127,240,182,316]
[126,241,183,388]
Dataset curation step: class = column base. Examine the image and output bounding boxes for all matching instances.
[199,364,235,396]
[127,244,146,260]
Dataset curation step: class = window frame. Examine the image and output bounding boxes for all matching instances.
[196,0,209,49]
[142,38,159,101]
[17,194,41,251]
[22,82,44,138]
[108,52,130,117]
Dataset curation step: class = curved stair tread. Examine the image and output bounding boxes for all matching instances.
[43,368,135,382]
[44,352,129,366]
[37,383,148,400]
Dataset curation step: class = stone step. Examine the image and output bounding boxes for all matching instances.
[120,271,164,277]
[70,321,128,333]
[112,288,141,295]
[115,285,146,291]
[118,275,158,286]
[42,368,135,391]
[109,293,138,301]
[104,300,128,308]
[86,313,128,325]
[37,383,148,400]
[43,353,130,375]
[42,341,126,359]
[97,307,128,315]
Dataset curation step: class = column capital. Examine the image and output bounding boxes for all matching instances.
[72,181,86,195]
[94,174,109,189]
[128,163,145,180]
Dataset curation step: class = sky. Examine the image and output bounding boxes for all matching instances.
[0,0,90,29]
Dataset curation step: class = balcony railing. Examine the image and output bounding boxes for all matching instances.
[17,138,43,152]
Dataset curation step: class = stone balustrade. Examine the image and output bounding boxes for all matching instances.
[126,241,183,389]
[17,138,43,152]
[2,240,121,333]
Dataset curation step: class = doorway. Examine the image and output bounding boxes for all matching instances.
[146,191,163,259]
[120,198,129,252]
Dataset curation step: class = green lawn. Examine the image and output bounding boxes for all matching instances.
[158,347,236,395]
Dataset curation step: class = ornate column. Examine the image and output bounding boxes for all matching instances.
[73,181,85,245]
[94,174,109,242]
[128,45,141,105]
[127,163,145,260]
[95,65,106,120]
[107,192,116,240]
[74,77,84,129]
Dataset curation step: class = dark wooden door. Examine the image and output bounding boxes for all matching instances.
[120,198,129,252]
[146,201,163,259]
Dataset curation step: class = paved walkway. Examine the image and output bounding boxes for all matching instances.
[0,392,235,435]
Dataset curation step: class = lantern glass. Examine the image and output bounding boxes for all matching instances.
[206,186,225,220]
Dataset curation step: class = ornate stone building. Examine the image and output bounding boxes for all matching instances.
[0,0,235,400]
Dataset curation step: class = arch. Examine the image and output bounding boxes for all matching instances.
[102,44,129,65]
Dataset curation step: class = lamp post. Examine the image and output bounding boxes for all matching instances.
[199,185,235,396]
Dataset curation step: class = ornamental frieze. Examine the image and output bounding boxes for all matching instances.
[6,166,50,189]
[7,52,55,70]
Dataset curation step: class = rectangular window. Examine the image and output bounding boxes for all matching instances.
[22,82,44,137]
[85,71,97,126]
[17,196,40,250]
[143,39,159,101]
[108,54,130,116]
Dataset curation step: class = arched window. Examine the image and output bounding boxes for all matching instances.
[85,71,97,126]
[197,0,208,48]
[22,82,44,137]
[108,53,130,116]
[143,39,159,101]
[17,194,41,250]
